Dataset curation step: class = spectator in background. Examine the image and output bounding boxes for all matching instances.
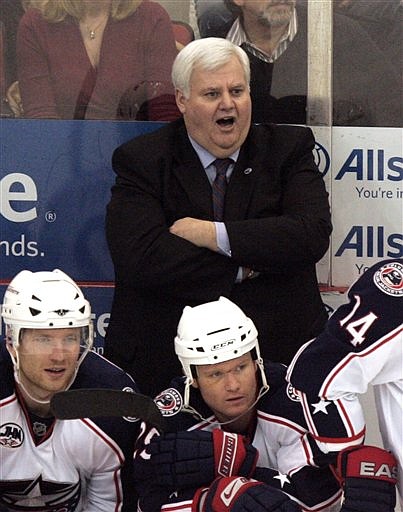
[190,0,233,39]
[0,0,27,117]
[0,21,6,114]
[195,0,401,127]
[104,37,331,395]
[0,1,27,86]
[0,269,141,510]
[16,0,181,120]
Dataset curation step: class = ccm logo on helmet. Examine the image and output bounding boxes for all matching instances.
[211,340,235,351]
[360,462,398,480]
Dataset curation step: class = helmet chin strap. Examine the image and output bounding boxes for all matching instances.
[183,358,270,427]
[15,377,53,405]
[11,350,52,405]
[183,381,270,427]
[14,363,81,407]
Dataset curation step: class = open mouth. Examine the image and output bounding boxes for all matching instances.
[45,368,65,374]
[216,116,235,127]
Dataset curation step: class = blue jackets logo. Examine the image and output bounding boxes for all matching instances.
[155,388,183,416]
[373,261,403,297]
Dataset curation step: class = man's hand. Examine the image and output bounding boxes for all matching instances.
[147,429,258,488]
[6,81,24,117]
[169,217,218,251]
[193,476,302,512]
[337,445,397,512]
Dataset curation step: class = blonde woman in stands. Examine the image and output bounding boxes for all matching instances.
[17,0,180,120]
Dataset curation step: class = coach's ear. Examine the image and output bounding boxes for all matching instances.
[175,89,187,115]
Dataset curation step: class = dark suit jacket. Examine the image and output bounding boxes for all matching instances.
[105,118,332,395]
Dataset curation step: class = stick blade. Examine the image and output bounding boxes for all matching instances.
[50,389,164,431]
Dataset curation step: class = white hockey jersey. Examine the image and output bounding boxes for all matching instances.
[0,347,141,511]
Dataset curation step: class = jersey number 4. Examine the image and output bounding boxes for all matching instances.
[339,294,378,347]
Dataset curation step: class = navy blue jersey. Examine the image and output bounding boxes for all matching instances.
[287,259,403,502]
[133,361,342,512]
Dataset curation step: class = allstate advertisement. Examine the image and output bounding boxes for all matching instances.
[329,127,402,284]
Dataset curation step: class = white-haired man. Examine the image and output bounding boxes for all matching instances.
[105,36,331,396]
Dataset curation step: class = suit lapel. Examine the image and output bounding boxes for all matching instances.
[225,128,263,221]
[171,126,214,218]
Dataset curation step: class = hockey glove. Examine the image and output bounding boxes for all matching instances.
[337,445,397,512]
[148,429,258,488]
[193,476,302,512]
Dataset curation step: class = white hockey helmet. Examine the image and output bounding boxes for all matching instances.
[175,296,262,385]
[1,269,93,352]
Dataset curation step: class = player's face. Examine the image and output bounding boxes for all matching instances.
[195,353,258,425]
[16,328,81,401]
[175,56,251,158]
[235,0,296,28]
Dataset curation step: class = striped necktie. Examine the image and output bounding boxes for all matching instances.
[212,158,232,221]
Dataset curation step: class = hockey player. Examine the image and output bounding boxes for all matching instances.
[287,259,402,511]
[133,296,343,511]
[0,269,140,511]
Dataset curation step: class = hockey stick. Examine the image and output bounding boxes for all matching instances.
[50,389,165,432]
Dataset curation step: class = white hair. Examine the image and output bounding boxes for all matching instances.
[172,37,250,98]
